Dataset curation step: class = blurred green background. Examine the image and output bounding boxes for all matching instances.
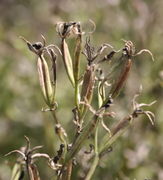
[0,0,163,179]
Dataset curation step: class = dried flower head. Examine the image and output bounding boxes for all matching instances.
[56,21,81,39]
[20,36,58,108]
[5,136,51,180]
[132,94,156,125]
[122,39,154,61]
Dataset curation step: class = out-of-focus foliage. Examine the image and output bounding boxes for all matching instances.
[0,0,162,179]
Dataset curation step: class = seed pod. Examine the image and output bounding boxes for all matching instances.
[80,65,95,116]
[37,55,55,107]
[98,81,106,108]
[49,49,57,86]
[61,39,75,87]
[73,35,82,83]
[11,163,24,180]
[57,22,82,87]
[102,41,134,107]
[73,24,82,83]
[108,41,134,99]
[110,58,132,99]
[29,164,41,180]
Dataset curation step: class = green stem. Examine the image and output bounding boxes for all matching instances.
[99,115,133,155]
[51,110,68,156]
[65,161,73,180]
[85,126,99,180]
[64,115,100,164]
[51,110,59,124]
[75,82,80,110]
[26,163,31,180]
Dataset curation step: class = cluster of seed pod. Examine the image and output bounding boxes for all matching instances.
[17,21,156,179]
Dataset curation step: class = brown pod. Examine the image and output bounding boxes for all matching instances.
[80,65,95,116]
[110,58,132,98]
[37,55,55,106]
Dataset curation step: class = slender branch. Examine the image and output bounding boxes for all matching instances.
[51,110,68,157]
[99,115,132,155]
[85,126,99,180]
[64,114,100,164]
[65,161,73,180]
[26,163,31,180]
[51,110,59,124]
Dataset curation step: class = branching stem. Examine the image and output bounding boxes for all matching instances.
[85,126,99,180]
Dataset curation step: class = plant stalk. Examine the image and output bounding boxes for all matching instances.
[99,115,132,155]
[85,126,99,180]
[64,114,100,165]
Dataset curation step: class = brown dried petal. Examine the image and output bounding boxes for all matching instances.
[5,150,26,160]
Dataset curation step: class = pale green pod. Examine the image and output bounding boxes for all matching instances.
[98,81,105,108]
[11,163,23,180]
[37,55,55,106]
[61,39,75,87]
[73,34,82,83]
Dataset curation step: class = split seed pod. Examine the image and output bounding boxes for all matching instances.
[102,40,154,107]
[109,41,134,99]
[80,65,95,117]
[37,55,55,107]
[73,23,82,84]
[98,81,106,108]
[57,22,82,87]
[20,36,56,108]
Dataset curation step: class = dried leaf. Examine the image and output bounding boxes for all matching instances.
[144,111,155,125]
[31,153,50,160]
[134,49,155,61]
[101,119,112,137]
[5,150,26,160]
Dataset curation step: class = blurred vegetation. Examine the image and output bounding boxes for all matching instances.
[0,0,163,179]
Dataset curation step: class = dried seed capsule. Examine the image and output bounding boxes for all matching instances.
[57,22,82,87]
[73,30,82,84]
[80,65,95,117]
[110,58,132,99]
[61,39,75,87]
[37,55,55,107]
